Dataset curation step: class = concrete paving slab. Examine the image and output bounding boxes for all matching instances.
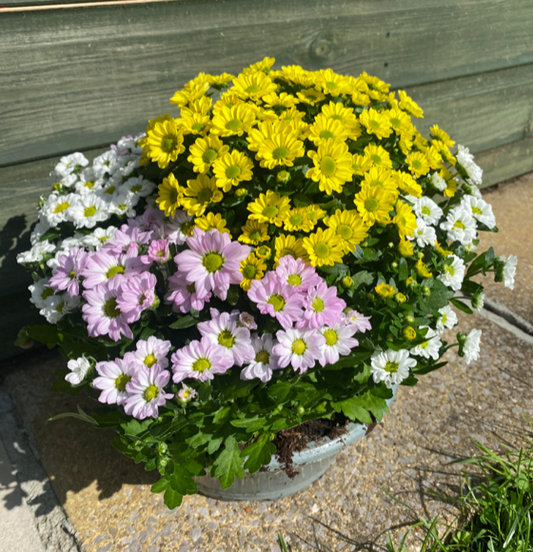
[2,310,532,552]
[477,172,533,325]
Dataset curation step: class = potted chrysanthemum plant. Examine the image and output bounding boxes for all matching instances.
[17,58,517,507]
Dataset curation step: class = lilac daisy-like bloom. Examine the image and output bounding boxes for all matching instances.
[319,323,359,367]
[275,256,322,292]
[238,312,257,330]
[174,228,250,300]
[343,310,372,333]
[82,249,145,290]
[171,336,234,383]
[124,366,174,420]
[93,357,138,405]
[248,276,305,329]
[82,278,133,341]
[116,272,157,323]
[273,328,325,374]
[241,333,280,383]
[198,309,255,366]
[165,273,211,313]
[140,238,171,266]
[49,247,88,297]
[104,224,153,255]
[176,383,198,403]
[298,281,346,330]
[126,336,172,370]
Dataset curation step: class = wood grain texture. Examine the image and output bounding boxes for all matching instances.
[2,0,533,166]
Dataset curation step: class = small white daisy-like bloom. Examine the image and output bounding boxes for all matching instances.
[412,327,441,360]
[108,193,139,218]
[53,153,89,178]
[502,254,518,290]
[75,167,104,195]
[42,193,79,227]
[93,358,138,406]
[438,254,466,291]
[370,349,417,388]
[96,176,123,202]
[319,323,359,367]
[440,207,477,246]
[93,150,123,178]
[176,383,198,403]
[240,333,280,382]
[272,328,325,374]
[17,240,56,265]
[124,366,174,420]
[409,217,437,247]
[430,171,447,192]
[456,145,483,186]
[115,156,141,178]
[461,196,495,229]
[463,328,482,364]
[41,293,80,324]
[436,305,458,334]
[65,356,92,385]
[80,226,118,251]
[472,291,485,312]
[69,195,110,229]
[30,219,51,246]
[164,210,194,246]
[117,134,145,155]
[29,278,54,310]
[409,196,443,226]
[119,176,155,198]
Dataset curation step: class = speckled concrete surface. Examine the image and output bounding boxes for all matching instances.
[2,309,532,552]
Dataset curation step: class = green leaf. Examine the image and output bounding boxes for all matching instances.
[121,418,152,437]
[400,375,419,386]
[169,464,197,495]
[212,436,245,489]
[420,279,454,311]
[213,406,232,424]
[207,436,224,455]
[25,324,61,348]
[168,315,198,329]
[163,488,183,509]
[226,286,240,306]
[231,416,268,433]
[351,270,374,290]
[242,433,276,473]
[398,257,409,281]
[151,477,170,494]
[325,350,373,370]
[292,193,313,207]
[450,298,474,314]
[331,396,372,424]
[358,391,389,421]
[267,381,293,402]
[48,404,97,425]
[319,263,348,276]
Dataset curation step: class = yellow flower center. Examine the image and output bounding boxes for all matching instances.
[131,185,142,193]
[84,206,97,218]
[191,122,204,132]
[287,274,302,286]
[325,81,338,91]
[370,119,381,129]
[169,187,179,204]
[290,214,303,226]
[323,329,338,346]
[390,117,401,128]
[312,297,325,312]
[291,338,307,355]
[319,130,335,140]
[53,202,70,214]
[250,230,262,241]
[243,264,257,279]
[364,197,380,212]
[202,148,218,164]
[331,114,343,122]
[314,242,330,258]
[162,136,177,153]
[218,330,235,349]
[225,119,243,132]
[106,265,125,279]
[103,297,121,318]
[256,350,270,364]
[144,354,157,367]
[371,154,382,164]
[272,146,290,160]
[422,206,431,216]
[454,220,466,230]
[202,252,224,273]
[69,270,76,280]
[245,84,261,94]
[445,265,455,276]
[84,180,95,189]
[263,205,279,219]
[192,358,211,372]
[115,374,131,391]
[267,294,285,312]
[143,384,159,402]
[197,187,213,203]
[321,156,337,176]
[104,186,116,195]
[338,224,353,240]
[472,207,483,215]
[225,165,241,179]
[384,361,399,373]
[412,159,422,170]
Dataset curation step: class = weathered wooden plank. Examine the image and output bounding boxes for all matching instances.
[2,0,533,166]
[2,0,179,7]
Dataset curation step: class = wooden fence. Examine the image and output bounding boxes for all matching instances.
[1,0,532,360]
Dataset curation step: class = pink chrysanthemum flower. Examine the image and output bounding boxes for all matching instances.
[93,357,138,405]
[116,272,157,323]
[198,309,255,366]
[49,247,88,297]
[238,312,257,330]
[174,228,250,300]
[176,383,198,403]
[140,238,171,265]
[319,323,359,367]
[104,224,153,255]
[124,366,174,420]
[165,273,211,313]
[82,278,133,341]
[240,333,280,383]
[82,249,145,290]
[343,309,372,333]
[125,336,172,370]
[247,276,305,329]
[298,282,346,330]
[275,256,322,292]
[273,328,325,374]
[171,336,234,383]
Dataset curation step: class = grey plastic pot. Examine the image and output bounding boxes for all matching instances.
[195,385,398,501]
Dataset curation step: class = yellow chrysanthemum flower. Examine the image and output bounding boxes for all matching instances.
[424,145,443,170]
[398,239,414,257]
[274,234,308,265]
[296,87,326,105]
[262,92,299,109]
[144,119,185,169]
[416,258,433,278]
[315,68,352,97]
[393,200,417,239]
[179,113,212,136]
[283,208,313,233]
[281,65,314,86]
[354,185,396,225]
[243,57,276,75]
[256,128,305,170]
[232,71,277,100]
[352,154,373,177]
[398,90,424,118]
[308,114,351,145]
[403,326,417,340]
[351,87,371,107]
[392,171,423,198]
[212,151,254,192]
[406,152,431,178]
[170,74,210,107]
[181,175,223,216]
[364,144,393,169]
[324,209,369,253]
[430,125,455,148]
[303,204,326,227]
[387,108,412,136]
[240,253,267,291]
[247,190,291,227]
[207,72,236,87]
[156,173,183,218]
[194,212,232,237]
[212,92,243,116]
[238,219,270,245]
[362,167,399,196]
[302,228,344,267]
[188,135,230,174]
[360,72,390,101]
[359,108,392,140]
[255,245,271,259]
[440,167,458,198]
[211,103,256,137]
[434,241,453,258]
[321,101,359,135]
[277,107,310,140]
[306,140,354,195]
[375,283,395,298]
[180,96,212,118]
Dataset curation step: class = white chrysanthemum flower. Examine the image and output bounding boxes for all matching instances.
[108,193,139,218]
[53,153,89,178]
[409,218,437,247]
[430,171,447,192]
[93,150,123,178]
[440,207,477,246]
[117,134,145,155]
[240,333,280,382]
[51,173,77,189]
[463,328,482,364]
[164,210,193,245]
[115,156,141,178]
[96,176,123,202]
[29,278,54,309]
[66,356,92,385]
[69,195,109,229]
[436,305,458,334]
[80,226,118,251]
[30,219,51,246]
[17,240,56,264]
[502,255,518,290]
[370,349,417,388]
[412,327,441,360]
[438,254,465,291]
[119,176,155,198]
[457,145,483,186]
[42,193,80,227]
[75,167,104,195]
[472,291,485,312]
[41,293,80,324]
[410,196,443,226]
[461,196,495,229]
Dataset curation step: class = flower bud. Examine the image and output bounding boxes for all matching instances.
[422,285,431,297]
[342,276,354,288]
[403,326,417,340]
[277,170,291,184]
[391,261,398,269]
[296,406,305,416]
[405,314,415,324]
[235,187,248,197]
[157,442,168,456]
[471,289,485,311]
[395,292,407,303]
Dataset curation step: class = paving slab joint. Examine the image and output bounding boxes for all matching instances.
[483,297,533,338]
